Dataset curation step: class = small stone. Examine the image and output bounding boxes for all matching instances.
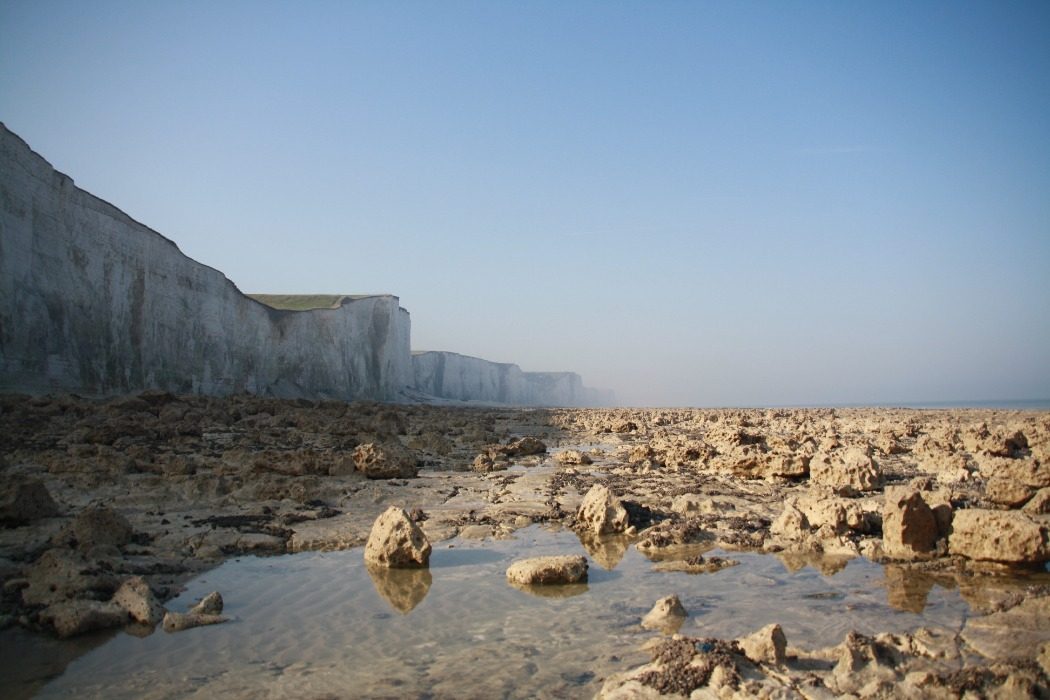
[554,449,592,466]
[364,506,432,568]
[69,506,133,552]
[506,555,588,585]
[738,623,788,665]
[986,477,1035,508]
[111,576,165,625]
[162,612,230,633]
[1023,488,1050,515]
[190,591,223,615]
[641,594,688,634]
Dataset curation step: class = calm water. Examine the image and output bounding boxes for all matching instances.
[14,525,999,700]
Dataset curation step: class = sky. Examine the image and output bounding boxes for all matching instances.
[2,1,1048,407]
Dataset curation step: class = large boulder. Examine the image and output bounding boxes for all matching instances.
[22,548,121,607]
[351,443,419,480]
[576,484,629,536]
[882,488,939,561]
[0,476,59,526]
[364,506,431,568]
[67,506,133,552]
[810,448,883,495]
[948,509,1049,564]
[505,555,588,585]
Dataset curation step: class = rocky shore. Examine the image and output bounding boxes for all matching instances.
[2,393,1049,697]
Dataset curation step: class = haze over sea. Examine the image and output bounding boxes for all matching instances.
[2,1,1048,408]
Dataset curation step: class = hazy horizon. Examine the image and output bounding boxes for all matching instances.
[2,1,1048,407]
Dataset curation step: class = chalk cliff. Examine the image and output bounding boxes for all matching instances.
[0,124,412,401]
[413,351,613,407]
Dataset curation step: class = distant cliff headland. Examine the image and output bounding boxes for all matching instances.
[0,124,611,407]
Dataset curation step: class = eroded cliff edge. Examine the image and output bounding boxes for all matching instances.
[0,124,611,406]
[0,124,412,401]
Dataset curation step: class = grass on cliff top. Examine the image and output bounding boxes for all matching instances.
[248,294,349,311]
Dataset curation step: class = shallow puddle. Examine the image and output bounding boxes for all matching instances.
[16,525,1026,699]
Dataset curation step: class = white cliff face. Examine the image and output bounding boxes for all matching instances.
[412,351,613,407]
[0,124,412,401]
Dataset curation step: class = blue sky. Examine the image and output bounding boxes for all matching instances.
[2,0,1048,406]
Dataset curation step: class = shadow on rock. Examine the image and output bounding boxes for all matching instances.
[366,563,433,614]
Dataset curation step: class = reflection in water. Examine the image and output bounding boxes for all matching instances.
[508,581,589,599]
[366,563,432,614]
[577,532,630,570]
[775,549,852,576]
[883,565,938,613]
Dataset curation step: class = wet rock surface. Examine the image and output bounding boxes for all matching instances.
[1,395,1049,697]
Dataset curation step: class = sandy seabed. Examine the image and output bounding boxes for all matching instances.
[1,393,1049,698]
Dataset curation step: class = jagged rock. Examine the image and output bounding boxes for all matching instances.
[641,594,688,634]
[809,447,883,495]
[22,548,120,607]
[68,506,133,552]
[554,449,592,466]
[737,623,787,665]
[472,450,507,473]
[111,576,165,625]
[0,476,59,526]
[505,555,588,585]
[652,555,739,574]
[364,506,431,568]
[506,436,547,455]
[986,477,1035,507]
[882,488,939,561]
[162,611,230,633]
[40,600,128,638]
[769,501,810,541]
[190,591,223,615]
[576,484,629,536]
[1023,488,1050,514]
[948,509,1049,563]
[351,443,419,479]
[975,456,1049,489]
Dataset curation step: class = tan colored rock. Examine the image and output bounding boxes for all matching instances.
[810,448,883,495]
[554,449,592,466]
[882,488,939,561]
[505,555,588,585]
[22,548,120,606]
[738,623,787,665]
[986,477,1035,507]
[770,501,810,541]
[40,600,127,638]
[351,442,419,480]
[1023,488,1050,514]
[472,450,507,473]
[190,591,223,615]
[641,594,688,634]
[162,611,230,633]
[364,506,432,568]
[948,509,1049,563]
[69,506,133,552]
[975,456,1049,489]
[0,476,59,526]
[111,576,165,625]
[576,484,629,536]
